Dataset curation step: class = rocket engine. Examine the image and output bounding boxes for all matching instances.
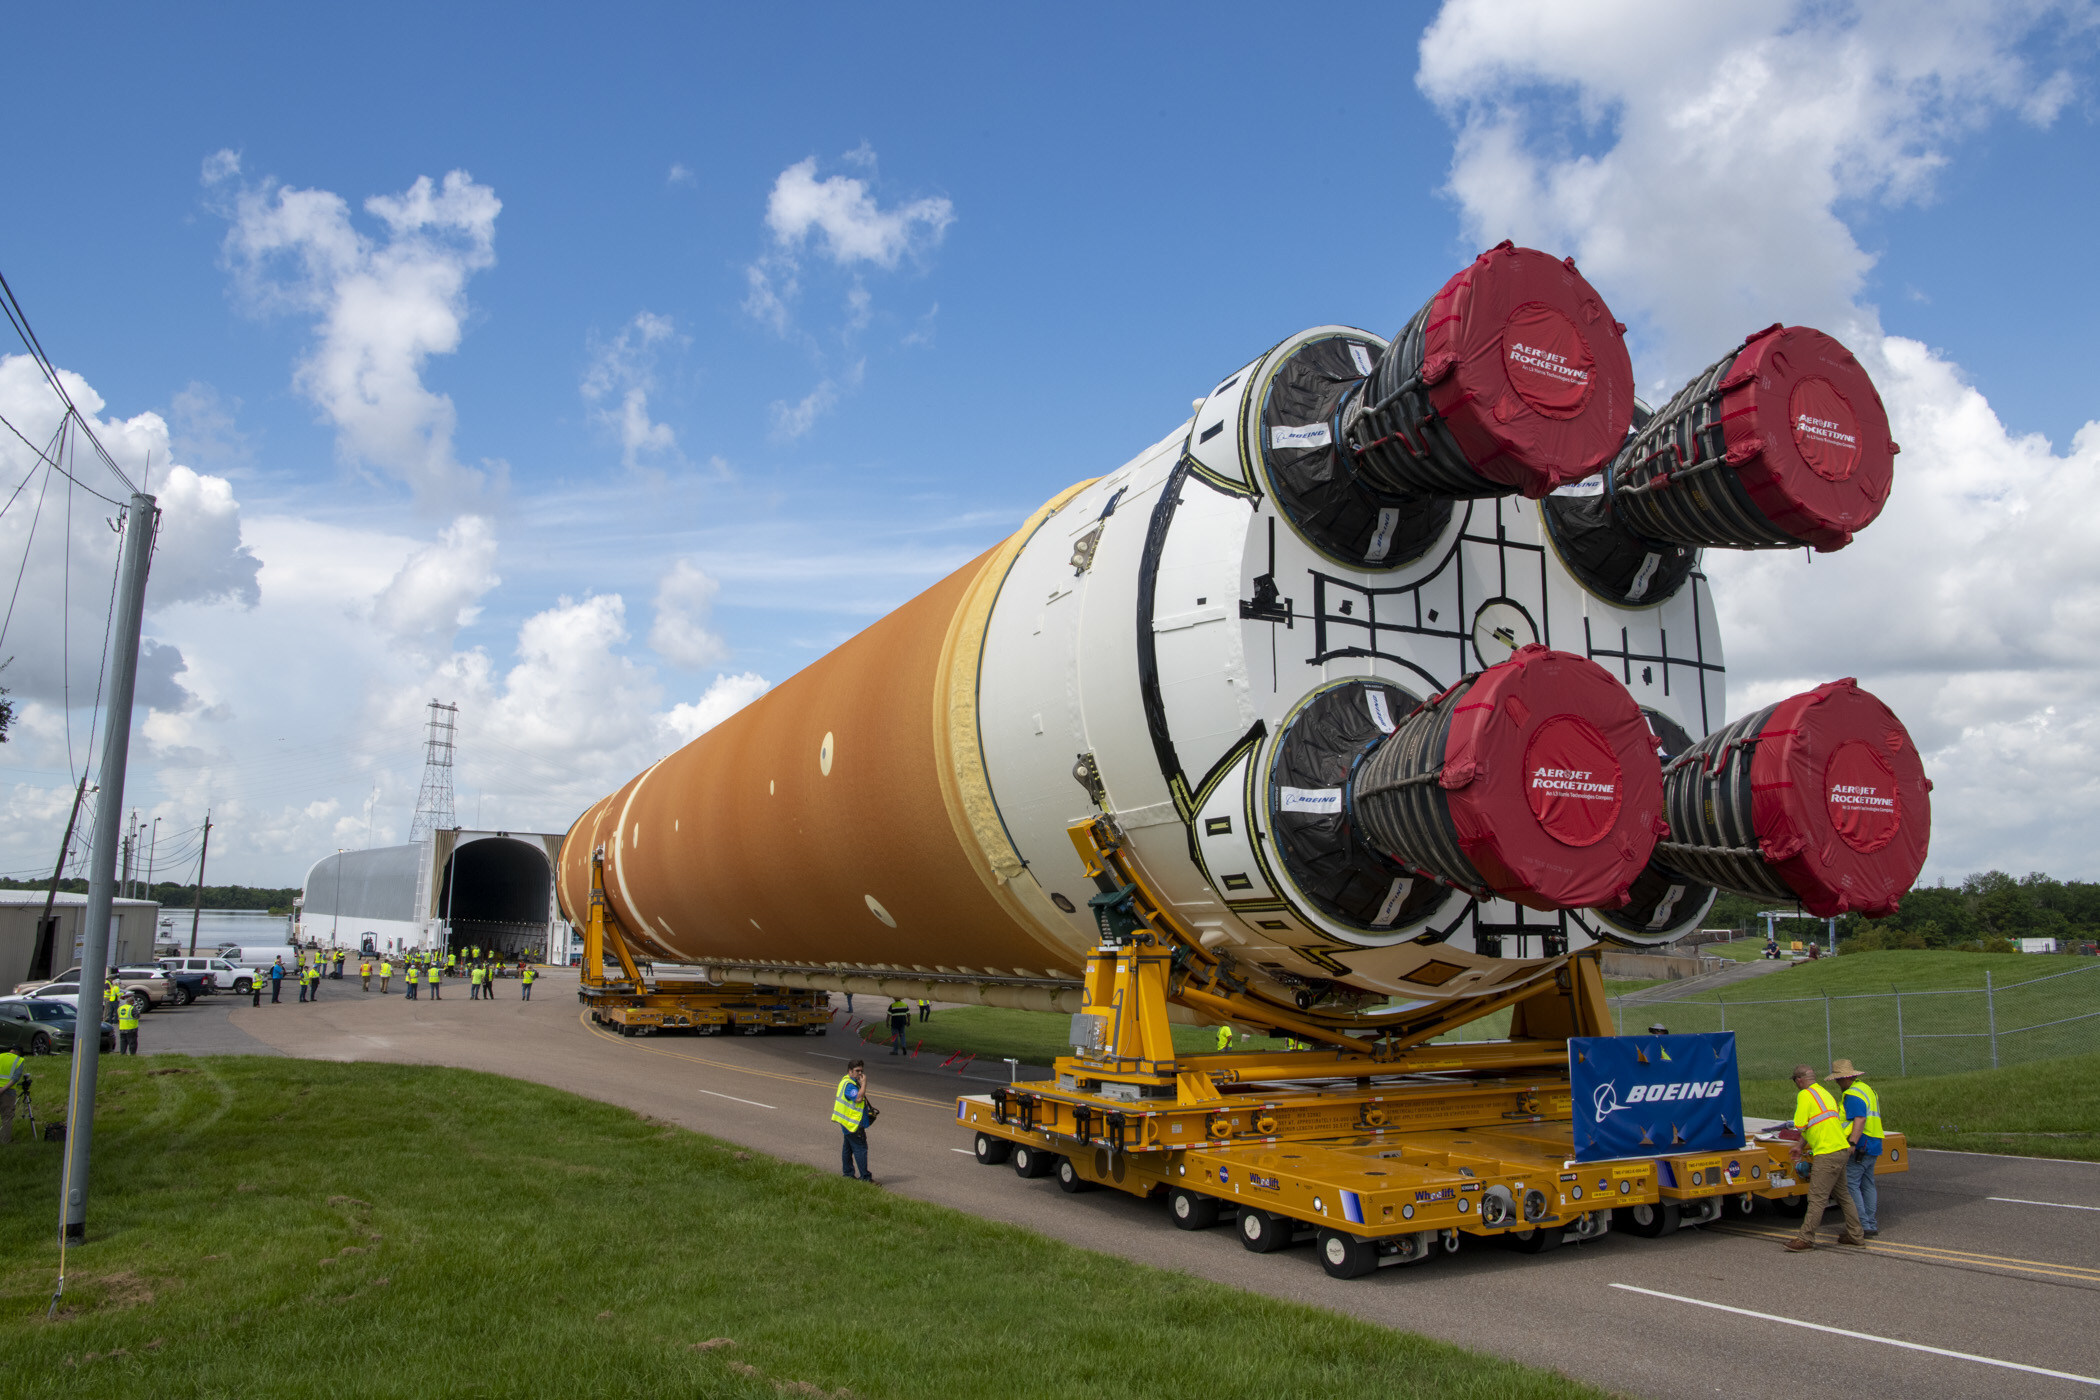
[558,244,1928,1020]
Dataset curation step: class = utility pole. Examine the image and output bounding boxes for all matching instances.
[144,816,160,902]
[60,489,156,1248]
[186,813,212,957]
[32,774,91,982]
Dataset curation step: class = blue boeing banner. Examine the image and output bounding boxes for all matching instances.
[1568,1032,1745,1163]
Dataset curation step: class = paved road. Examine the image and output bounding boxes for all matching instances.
[1617,958,1795,1005]
[138,973,2100,1400]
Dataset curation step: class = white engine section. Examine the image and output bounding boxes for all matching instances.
[974,327,1726,999]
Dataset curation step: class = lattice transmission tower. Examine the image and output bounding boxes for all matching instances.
[409,699,459,843]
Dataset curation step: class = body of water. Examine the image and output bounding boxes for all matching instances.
[156,908,296,952]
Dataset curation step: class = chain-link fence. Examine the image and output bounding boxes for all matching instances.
[1601,960,2100,1079]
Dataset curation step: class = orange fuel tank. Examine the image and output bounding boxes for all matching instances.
[556,484,1097,998]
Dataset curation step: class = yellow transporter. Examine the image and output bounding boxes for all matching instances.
[577,857,832,1038]
[953,820,1907,1278]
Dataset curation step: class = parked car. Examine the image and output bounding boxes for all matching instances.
[158,955,253,993]
[12,965,168,1011]
[125,966,213,1004]
[0,996,115,1053]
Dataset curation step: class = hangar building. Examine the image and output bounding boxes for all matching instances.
[299,829,569,959]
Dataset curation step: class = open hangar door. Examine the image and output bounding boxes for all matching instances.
[436,833,558,959]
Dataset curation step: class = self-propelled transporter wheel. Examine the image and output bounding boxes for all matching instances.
[972,1131,1012,1165]
[1238,1208,1300,1254]
[1318,1228,1380,1279]
[1010,1143,1058,1179]
[1055,1156,1099,1194]
[1168,1186,1221,1230]
[1615,1201,1680,1237]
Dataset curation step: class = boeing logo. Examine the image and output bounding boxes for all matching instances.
[1593,1078,1729,1118]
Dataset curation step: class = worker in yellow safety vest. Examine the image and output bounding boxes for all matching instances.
[359,959,372,991]
[886,999,911,1055]
[405,963,420,1000]
[832,1059,874,1182]
[104,977,122,1018]
[1214,1024,1232,1052]
[0,1045,25,1143]
[427,959,443,1000]
[520,964,536,1002]
[116,997,141,1055]
[1783,1062,1865,1251]
[1833,1059,1884,1238]
[379,959,392,995]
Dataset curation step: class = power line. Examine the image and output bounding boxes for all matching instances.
[0,454,54,653]
[0,408,121,508]
[0,268,135,497]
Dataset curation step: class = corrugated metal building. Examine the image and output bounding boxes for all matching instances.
[0,890,160,990]
[299,830,566,957]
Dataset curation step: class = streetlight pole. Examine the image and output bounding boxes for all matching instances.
[332,848,344,951]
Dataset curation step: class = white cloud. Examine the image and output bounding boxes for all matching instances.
[667,162,694,186]
[1417,0,2100,878]
[664,671,769,745]
[580,312,683,470]
[370,514,501,654]
[740,149,952,349]
[769,358,863,440]
[214,156,503,507]
[763,155,953,270]
[743,260,796,336]
[647,558,727,668]
[1417,1,2080,383]
[0,355,258,723]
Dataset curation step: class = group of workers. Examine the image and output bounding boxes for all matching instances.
[1786,1057,1885,1249]
[244,946,540,1007]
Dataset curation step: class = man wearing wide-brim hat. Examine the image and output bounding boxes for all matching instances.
[1830,1058,1884,1238]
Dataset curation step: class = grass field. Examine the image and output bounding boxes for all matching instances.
[0,1058,1606,1400]
[1615,950,2100,1079]
[1665,949,2096,999]
[1737,1050,2100,1160]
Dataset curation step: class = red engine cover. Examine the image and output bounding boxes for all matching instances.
[1717,324,1897,551]
[1750,678,1931,917]
[1421,242,1636,498]
[1438,645,1667,911]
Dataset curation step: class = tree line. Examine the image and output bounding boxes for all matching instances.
[0,877,302,915]
[1706,872,2100,954]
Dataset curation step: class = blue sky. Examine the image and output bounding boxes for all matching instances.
[1,2,2096,885]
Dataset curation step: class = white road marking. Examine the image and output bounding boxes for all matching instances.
[1609,1285,2100,1387]
[1917,1147,2100,1165]
[1990,1196,2100,1212]
[951,1148,975,1154]
[697,1089,776,1110]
